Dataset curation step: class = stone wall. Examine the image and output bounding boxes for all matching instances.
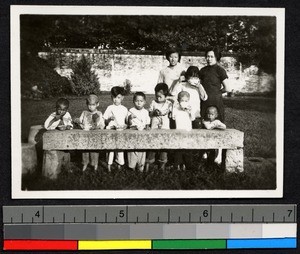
[38,48,275,94]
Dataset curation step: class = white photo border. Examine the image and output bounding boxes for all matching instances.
[11,5,285,199]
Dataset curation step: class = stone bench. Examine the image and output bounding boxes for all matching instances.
[42,129,244,179]
[22,125,46,175]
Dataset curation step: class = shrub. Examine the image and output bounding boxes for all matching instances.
[21,54,73,98]
[70,56,100,95]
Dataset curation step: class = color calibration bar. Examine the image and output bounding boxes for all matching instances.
[3,205,297,251]
[4,239,297,250]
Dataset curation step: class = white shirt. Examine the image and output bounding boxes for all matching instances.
[44,112,73,130]
[103,104,128,128]
[149,100,172,130]
[158,64,185,89]
[172,102,194,131]
[127,107,150,129]
[171,82,207,119]
[78,110,105,130]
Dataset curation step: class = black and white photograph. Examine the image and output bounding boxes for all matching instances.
[11,6,284,198]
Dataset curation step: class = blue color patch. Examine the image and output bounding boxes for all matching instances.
[227,238,297,249]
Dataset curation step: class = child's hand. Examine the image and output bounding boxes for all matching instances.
[109,115,115,121]
[92,113,99,122]
[73,118,81,124]
[54,114,62,121]
[154,109,161,116]
[185,105,192,113]
[66,125,71,130]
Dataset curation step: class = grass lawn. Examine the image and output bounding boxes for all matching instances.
[21,95,276,190]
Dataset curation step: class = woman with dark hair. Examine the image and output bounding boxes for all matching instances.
[199,48,230,122]
[158,48,186,90]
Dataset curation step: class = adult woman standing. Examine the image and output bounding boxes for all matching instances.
[158,48,186,90]
[199,48,230,122]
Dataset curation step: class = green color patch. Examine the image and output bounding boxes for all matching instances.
[152,239,226,250]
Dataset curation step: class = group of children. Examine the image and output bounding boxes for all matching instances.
[44,82,225,173]
[44,48,227,173]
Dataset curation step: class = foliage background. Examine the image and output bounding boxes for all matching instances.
[21,15,276,73]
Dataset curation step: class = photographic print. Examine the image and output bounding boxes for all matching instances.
[11,6,284,198]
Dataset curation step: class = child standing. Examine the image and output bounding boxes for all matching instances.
[172,91,194,170]
[127,92,150,171]
[44,98,73,130]
[103,86,128,171]
[43,98,73,179]
[74,94,105,171]
[146,83,172,170]
[158,48,186,90]
[170,66,208,129]
[202,105,226,164]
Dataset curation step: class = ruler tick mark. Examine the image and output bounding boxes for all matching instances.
[11,217,13,223]
[262,216,264,222]
[273,212,275,222]
[63,213,65,223]
[220,216,223,222]
[241,216,243,222]
[231,213,233,222]
[252,209,254,222]
[157,216,160,222]
[32,217,34,223]
[74,217,76,223]
[178,216,181,223]
[136,216,138,223]
[199,216,201,223]
[21,213,24,223]
[115,217,118,223]
[94,216,97,223]
[105,213,107,223]
[84,209,87,223]
[53,217,55,223]
[283,216,286,222]
[189,213,191,223]
[168,209,170,224]
[147,213,149,223]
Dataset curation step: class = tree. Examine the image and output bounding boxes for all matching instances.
[70,56,100,95]
[21,15,277,73]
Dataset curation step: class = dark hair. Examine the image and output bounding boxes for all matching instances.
[56,98,69,108]
[133,92,146,101]
[205,47,222,61]
[111,86,125,97]
[185,66,200,80]
[206,105,220,119]
[166,48,181,62]
[155,83,169,96]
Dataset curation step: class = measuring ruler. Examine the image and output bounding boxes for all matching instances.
[3,204,297,251]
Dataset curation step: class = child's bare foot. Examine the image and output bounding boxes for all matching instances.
[158,162,166,171]
[94,166,98,171]
[137,165,144,172]
[202,152,208,160]
[144,163,150,172]
[82,164,88,171]
[107,164,112,172]
[181,164,186,171]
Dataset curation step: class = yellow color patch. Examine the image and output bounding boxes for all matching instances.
[78,240,152,250]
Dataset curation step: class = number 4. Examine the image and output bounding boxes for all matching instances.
[35,211,40,218]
